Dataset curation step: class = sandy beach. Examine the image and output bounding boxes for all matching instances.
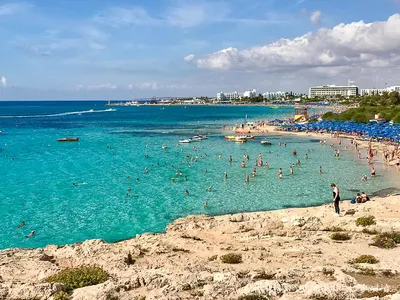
[1,195,399,299]
[226,123,400,171]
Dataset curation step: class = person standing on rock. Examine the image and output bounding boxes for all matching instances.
[331,183,341,216]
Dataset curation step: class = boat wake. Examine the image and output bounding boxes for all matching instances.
[0,108,116,119]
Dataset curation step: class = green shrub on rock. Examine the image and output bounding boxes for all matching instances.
[53,291,70,300]
[45,266,108,291]
[238,295,270,300]
[356,216,376,227]
[349,255,379,264]
[371,232,400,249]
[330,232,351,241]
[220,253,242,264]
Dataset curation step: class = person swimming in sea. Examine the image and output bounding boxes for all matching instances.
[26,230,35,238]
[185,189,189,195]
[228,155,232,163]
[17,221,25,228]
[245,174,249,183]
[224,172,228,179]
[207,186,212,192]
[290,166,293,175]
[319,166,322,174]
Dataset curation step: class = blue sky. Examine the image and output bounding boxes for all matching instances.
[0,0,400,100]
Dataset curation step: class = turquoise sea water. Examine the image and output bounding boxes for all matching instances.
[0,101,398,249]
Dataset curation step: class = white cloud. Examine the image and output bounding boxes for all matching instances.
[16,25,108,56]
[185,14,400,78]
[0,2,31,16]
[78,83,117,90]
[95,3,287,29]
[296,0,307,5]
[165,1,229,28]
[130,82,159,90]
[128,82,191,90]
[184,54,195,62]
[94,7,156,27]
[310,11,321,25]
[1,76,6,86]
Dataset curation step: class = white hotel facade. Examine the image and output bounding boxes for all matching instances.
[217,89,257,101]
[308,85,359,98]
[361,86,400,96]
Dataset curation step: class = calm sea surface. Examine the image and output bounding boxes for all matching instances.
[0,101,398,249]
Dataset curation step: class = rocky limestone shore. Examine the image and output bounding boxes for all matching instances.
[1,195,400,300]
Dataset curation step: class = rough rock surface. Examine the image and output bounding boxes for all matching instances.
[1,196,399,300]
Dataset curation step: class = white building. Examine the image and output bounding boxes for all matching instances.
[361,86,400,96]
[262,91,286,99]
[243,89,257,98]
[309,85,359,98]
[216,91,241,101]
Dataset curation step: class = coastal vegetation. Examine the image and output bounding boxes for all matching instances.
[352,265,376,276]
[362,228,378,235]
[330,232,351,241]
[320,91,400,123]
[371,232,400,249]
[53,291,70,300]
[349,255,379,264]
[359,290,397,298]
[208,255,218,261]
[220,253,243,264]
[45,266,108,291]
[355,216,376,227]
[322,226,344,232]
[322,106,400,123]
[237,295,270,300]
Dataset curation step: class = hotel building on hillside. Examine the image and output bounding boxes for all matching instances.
[361,86,400,96]
[308,85,359,98]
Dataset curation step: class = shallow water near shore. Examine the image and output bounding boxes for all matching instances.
[0,101,398,249]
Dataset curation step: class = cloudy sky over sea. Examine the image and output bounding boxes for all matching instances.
[1,0,400,99]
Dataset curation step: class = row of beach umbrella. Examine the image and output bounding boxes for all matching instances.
[278,120,400,142]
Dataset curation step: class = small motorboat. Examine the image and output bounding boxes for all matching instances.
[57,137,79,142]
[179,139,192,143]
[193,135,208,140]
[225,136,236,140]
[261,140,272,145]
[234,136,248,143]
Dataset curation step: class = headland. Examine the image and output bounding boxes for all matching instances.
[1,195,399,299]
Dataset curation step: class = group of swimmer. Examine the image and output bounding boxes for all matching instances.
[17,221,35,238]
